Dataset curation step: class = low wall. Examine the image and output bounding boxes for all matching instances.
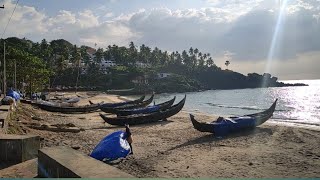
[0,105,11,134]
[38,146,134,178]
[0,134,40,167]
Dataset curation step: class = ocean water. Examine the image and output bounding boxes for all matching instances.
[149,79,320,128]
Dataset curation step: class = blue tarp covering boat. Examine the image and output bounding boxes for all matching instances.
[212,116,257,136]
[90,131,131,161]
[189,99,278,136]
[7,89,21,101]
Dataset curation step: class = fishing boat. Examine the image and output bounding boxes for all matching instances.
[189,99,278,136]
[100,95,145,108]
[34,101,103,113]
[100,94,154,113]
[114,96,176,116]
[100,95,186,126]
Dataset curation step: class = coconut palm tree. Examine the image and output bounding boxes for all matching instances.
[225,60,230,70]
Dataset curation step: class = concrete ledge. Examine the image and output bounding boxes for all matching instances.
[0,158,37,178]
[0,112,8,130]
[38,146,134,178]
[0,105,11,134]
[0,105,11,112]
[0,134,40,166]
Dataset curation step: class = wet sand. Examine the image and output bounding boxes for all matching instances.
[5,92,320,178]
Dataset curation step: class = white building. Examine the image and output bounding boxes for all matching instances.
[131,75,149,85]
[100,59,117,68]
[157,73,172,79]
[135,61,150,68]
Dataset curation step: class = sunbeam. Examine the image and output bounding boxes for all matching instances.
[261,0,289,87]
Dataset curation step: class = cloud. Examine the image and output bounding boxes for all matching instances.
[125,1,320,61]
[0,0,47,37]
[1,0,320,79]
[0,0,137,47]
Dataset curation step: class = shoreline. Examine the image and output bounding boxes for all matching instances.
[1,91,320,178]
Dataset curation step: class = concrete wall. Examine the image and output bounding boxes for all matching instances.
[0,134,40,165]
[38,146,134,178]
[0,105,11,134]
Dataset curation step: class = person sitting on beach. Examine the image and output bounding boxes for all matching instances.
[216,116,224,122]
[124,124,133,154]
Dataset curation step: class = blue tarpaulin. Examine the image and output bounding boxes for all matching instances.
[130,105,160,114]
[213,116,257,136]
[6,89,21,101]
[90,131,131,161]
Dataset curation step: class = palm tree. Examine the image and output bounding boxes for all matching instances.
[206,57,214,67]
[194,48,199,57]
[189,47,194,56]
[225,60,230,70]
[198,52,204,67]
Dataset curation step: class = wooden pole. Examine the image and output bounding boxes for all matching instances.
[14,59,16,90]
[3,41,6,96]
[75,59,80,94]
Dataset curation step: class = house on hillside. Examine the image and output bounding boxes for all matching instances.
[100,59,117,68]
[86,47,96,61]
[99,59,117,74]
[131,75,149,85]
[156,72,172,79]
[135,61,150,68]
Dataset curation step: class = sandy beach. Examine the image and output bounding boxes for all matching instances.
[3,91,320,178]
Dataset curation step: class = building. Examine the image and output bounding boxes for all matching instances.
[100,59,117,68]
[131,75,149,85]
[135,61,150,68]
[156,73,172,79]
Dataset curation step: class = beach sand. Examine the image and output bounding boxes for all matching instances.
[3,91,320,178]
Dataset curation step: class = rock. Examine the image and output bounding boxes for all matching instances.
[249,162,253,166]
[31,116,43,121]
[71,146,80,150]
[66,123,76,127]
[41,124,49,128]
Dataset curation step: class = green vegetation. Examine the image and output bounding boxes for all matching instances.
[0,37,306,94]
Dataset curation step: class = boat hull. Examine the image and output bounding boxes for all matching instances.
[115,96,175,116]
[189,99,278,136]
[100,95,186,126]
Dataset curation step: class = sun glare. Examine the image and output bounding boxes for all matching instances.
[261,0,289,87]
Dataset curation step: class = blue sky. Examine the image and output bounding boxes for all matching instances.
[1,0,320,80]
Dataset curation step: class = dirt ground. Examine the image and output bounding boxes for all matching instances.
[4,91,320,178]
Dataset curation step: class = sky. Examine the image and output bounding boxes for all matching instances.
[1,0,320,80]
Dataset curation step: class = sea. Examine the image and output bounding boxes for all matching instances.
[145,79,320,129]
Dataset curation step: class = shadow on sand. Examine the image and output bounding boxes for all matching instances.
[168,127,273,151]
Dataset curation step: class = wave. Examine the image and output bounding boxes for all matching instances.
[205,103,288,112]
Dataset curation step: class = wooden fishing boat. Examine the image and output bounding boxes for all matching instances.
[114,96,176,116]
[189,99,278,136]
[20,99,32,104]
[100,95,145,108]
[100,94,154,113]
[35,101,104,113]
[100,95,186,126]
